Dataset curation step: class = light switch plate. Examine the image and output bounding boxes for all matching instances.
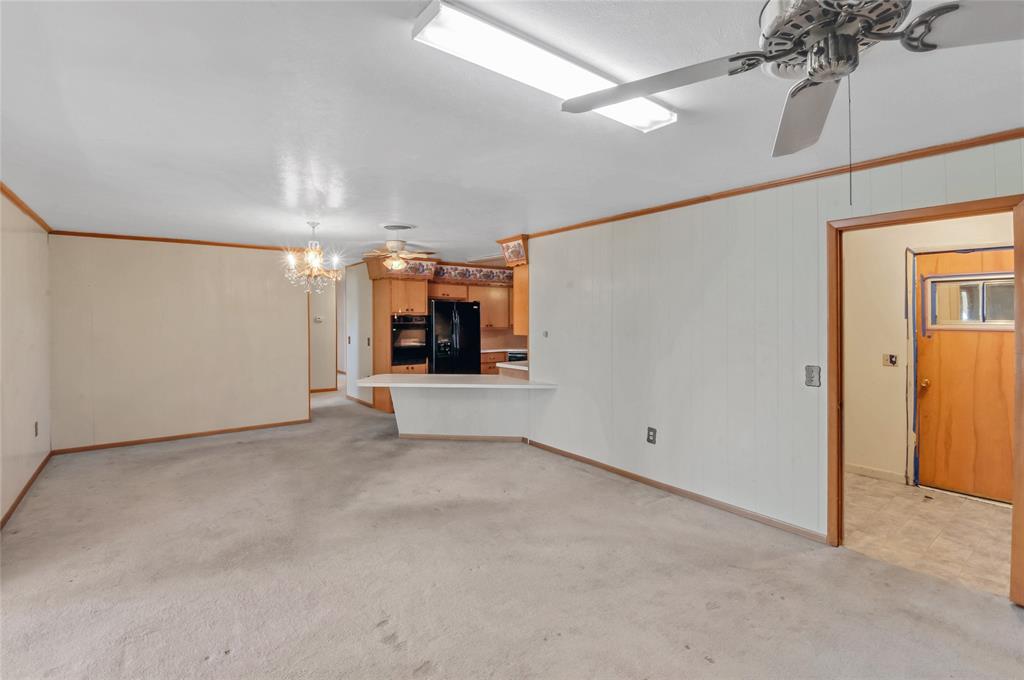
[646,427,657,445]
[882,353,898,367]
[804,365,821,387]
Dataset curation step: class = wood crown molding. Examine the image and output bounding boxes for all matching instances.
[508,127,1024,242]
[1,182,53,233]
[50,230,285,252]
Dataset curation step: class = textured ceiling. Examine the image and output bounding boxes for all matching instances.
[2,1,1022,261]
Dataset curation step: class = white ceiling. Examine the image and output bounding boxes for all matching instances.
[2,1,1022,261]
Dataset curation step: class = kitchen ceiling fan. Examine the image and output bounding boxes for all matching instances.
[363,239,436,271]
[562,1,1024,156]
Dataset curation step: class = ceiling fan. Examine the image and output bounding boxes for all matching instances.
[562,1,1024,156]
[363,239,436,271]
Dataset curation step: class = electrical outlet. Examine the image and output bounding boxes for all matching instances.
[804,365,821,387]
[882,353,898,367]
[646,427,657,445]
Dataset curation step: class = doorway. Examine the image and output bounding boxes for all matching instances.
[827,195,1024,606]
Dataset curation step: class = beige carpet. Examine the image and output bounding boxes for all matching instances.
[3,403,1023,679]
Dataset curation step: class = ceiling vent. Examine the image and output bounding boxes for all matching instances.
[383,223,417,232]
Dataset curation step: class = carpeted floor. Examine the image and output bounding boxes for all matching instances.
[2,402,1023,679]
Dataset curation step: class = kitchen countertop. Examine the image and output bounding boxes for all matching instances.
[495,361,528,371]
[359,374,551,389]
[480,348,528,354]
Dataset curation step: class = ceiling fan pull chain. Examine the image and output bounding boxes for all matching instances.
[847,74,853,207]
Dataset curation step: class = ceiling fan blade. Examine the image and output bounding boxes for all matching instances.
[400,251,435,258]
[904,1,1024,51]
[772,78,841,158]
[561,51,764,114]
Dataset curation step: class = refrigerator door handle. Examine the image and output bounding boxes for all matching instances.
[452,308,460,352]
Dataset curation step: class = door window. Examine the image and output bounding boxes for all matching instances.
[928,274,1014,329]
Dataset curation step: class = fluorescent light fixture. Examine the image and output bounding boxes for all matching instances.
[412,0,676,133]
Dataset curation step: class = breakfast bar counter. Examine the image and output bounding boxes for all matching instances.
[357,374,555,439]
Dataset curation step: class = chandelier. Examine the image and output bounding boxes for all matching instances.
[284,221,344,294]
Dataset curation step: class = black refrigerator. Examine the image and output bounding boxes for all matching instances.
[428,300,481,374]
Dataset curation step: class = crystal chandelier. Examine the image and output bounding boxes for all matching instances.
[284,221,343,294]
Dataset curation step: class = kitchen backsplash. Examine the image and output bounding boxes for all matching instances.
[481,328,527,351]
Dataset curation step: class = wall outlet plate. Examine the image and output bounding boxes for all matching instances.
[646,427,657,444]
[883,353,898,367]
[804,365,821,387]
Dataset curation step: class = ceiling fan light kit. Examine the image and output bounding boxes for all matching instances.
[560,0,1024,157]
[412,0,676,133]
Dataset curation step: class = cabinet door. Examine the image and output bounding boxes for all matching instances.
[391,279,428,315]
[480,286,510,329]
[512,266,529,336]
[428,282,467,300]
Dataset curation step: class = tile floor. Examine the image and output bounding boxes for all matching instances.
[843,472,1012,596]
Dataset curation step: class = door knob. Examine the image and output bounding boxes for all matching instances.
[920,378,931,389]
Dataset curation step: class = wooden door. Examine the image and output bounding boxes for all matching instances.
[916,249,1014,502]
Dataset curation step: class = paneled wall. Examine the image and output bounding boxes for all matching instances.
[49,236,309,451]
[1,194,51,518]
[345,263,374,404]
[309,283,337,391]
[528,138,1024,536]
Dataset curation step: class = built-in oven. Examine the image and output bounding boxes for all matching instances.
[391,315,428,366]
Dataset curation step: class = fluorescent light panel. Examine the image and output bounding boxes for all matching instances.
[413,1,676,133]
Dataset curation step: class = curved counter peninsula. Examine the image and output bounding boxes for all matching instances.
[357,374,555,440]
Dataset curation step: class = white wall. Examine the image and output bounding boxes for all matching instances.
[309,283,337,391]
[1,194,51,517]
[345,263,373,404]
[50,236,309,450]
[529,139,1024,536]
[842,214,1013,483]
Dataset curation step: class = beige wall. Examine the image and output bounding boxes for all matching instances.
[842,213,1013,482]
[1,194,52,517]
[50,236,309,450]
[309,283,337,390]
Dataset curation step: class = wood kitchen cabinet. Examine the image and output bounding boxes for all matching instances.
[390,279,427,315]
[512,265,528,336]
[480,351,505,375]
[427,282,467,300]
[390,363,427,374]
[468,285,510,329]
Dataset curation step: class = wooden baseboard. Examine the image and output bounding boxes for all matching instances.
[345,395,374,408]
[1,451,53,530]
[528,441,827,544]
[50,418,311,455]
[399,434,528,442]
[310,387,338,394]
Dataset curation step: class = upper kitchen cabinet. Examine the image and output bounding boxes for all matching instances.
[512,266,528,336]
[468,285,510,329]
[427,282,468,300]
[391,279,427,315]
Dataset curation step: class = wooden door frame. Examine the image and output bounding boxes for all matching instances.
[826,194,1024,606]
